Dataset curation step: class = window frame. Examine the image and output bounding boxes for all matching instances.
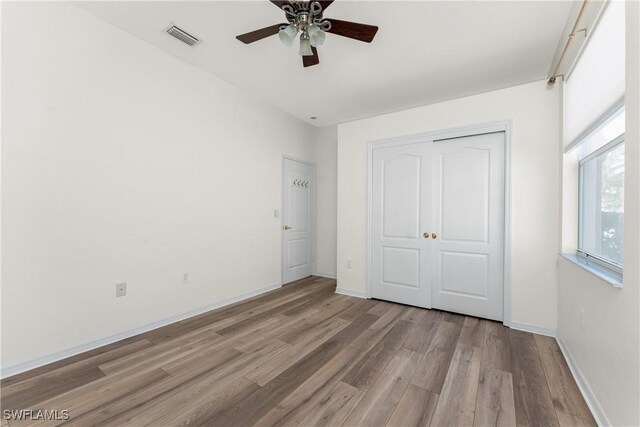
[577,133,625,277]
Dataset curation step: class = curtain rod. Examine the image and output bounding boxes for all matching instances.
[548,0,589,87]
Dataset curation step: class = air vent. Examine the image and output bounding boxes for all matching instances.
[166,25,199,46]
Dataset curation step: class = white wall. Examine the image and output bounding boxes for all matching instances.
[337,80,561,330]
[314,126,338,278]
[557,2,640,426]
[1,2,319,372]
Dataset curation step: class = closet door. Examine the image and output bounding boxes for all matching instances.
[431,132,505,321]
[370,143,433,308]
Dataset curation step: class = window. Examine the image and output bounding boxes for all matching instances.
[578,114,625,273]
[563,0,625,281]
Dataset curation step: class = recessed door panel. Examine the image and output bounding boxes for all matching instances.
[440,251,488,298]
[290,176,310,233]
[441,148,490,243]
[383,155,421,239]
[382,246,420,288]
[287,238,310,269]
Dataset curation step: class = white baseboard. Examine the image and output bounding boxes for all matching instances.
[507,320,557,337]
[506,322,608,426]
[335,287,367,299]
[0,287,609,427]
[315,272,337,279]
[0,281,282,379]
[556,332,611,427]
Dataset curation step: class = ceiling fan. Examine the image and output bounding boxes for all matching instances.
[236,0,378,67]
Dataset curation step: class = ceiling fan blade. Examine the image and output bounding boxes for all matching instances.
[236,23,286,44]
[270,0,293,10]
[303,47,320,67]
[326,19,378,43]
[317,1,335,11]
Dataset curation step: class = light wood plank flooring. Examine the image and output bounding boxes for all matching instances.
[1,277,595,426]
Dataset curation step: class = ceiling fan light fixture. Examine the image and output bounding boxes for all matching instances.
[299,33,313,56]
[278,24,298,47]
[235,0,379,67]
[308,24,326,47]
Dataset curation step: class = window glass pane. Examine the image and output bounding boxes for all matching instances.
[580,142,625,265]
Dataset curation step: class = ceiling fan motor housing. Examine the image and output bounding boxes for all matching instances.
[283,1,330,32]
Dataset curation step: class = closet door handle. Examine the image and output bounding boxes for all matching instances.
[431,233,437,239]
[423,232,430,239]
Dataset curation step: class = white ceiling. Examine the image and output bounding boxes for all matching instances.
[76,1,573,127]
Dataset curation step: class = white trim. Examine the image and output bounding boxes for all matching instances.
[564,100,625,153]
[315,272,337,279]
[335,287,367,299]
[281,155,317,285]
[507,322,609,426]
[0,281,281,379]
[502,121,513,328]
[366,122,509,152]
[508,321,557,338]
[560,253,622,288]
[366,120,513,325]
[366,137,374,299]
[578,132,625,166]
[557,332,612,427]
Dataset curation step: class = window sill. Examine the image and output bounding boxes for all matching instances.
[560,253,623,288]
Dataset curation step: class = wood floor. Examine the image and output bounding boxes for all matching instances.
[2,277,595,427]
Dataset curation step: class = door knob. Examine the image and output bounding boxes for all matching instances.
[284,225,292,230]
[423,232,430,239]
[431,233,437,239]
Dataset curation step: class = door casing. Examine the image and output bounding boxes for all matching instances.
[281,155,316,285]
[366,121,512,326]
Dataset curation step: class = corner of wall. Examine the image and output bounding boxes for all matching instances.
[313,125,338,279]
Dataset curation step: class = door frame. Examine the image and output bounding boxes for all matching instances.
[366,120,513,326]
[281,155,317,286]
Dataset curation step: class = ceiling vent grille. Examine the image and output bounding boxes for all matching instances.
[166,25,199,46]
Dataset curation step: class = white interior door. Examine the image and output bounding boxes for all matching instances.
[370,143,432,308]
[431,132,505,321]
[282,158,314,284]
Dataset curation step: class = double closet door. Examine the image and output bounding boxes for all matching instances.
[370,132,505,321]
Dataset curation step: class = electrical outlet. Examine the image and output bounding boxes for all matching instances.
[181,273,189,284]
[116,282,127,297]
[346,259,353,268]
